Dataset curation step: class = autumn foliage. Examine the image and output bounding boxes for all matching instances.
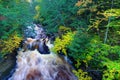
[0,32,22,56]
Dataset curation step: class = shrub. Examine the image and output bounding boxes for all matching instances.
[53,31,75,55]
[68,30,91,67]
[0,32,22,57]
[73,69,92,80]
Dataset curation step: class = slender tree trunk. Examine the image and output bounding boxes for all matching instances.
[104,0,114,44]
[104,17,110,43]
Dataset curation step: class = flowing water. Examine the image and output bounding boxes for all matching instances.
[8,24,77,80]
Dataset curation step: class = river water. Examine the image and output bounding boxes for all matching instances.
[8,24,77,80]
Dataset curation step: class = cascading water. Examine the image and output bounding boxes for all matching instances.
[8,24,77,80]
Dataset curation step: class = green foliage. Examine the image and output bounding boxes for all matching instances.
[46,0,120,79]
[84,37,120,79]
[107,20,120,28]
[0,0,34,39]
[103,70,120,80]
[84,37,120,68]
[36,0,88,33]
[73,69,92,80]
[0,0,120,79]
[66,30,120,78]
[68,30,91,66]
[0,0,34,58]
[40,0,120,79]
[88,7,120,44]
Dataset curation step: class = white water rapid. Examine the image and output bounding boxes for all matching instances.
[8,24,77,80]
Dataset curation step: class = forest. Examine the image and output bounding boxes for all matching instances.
[0,0,120,80]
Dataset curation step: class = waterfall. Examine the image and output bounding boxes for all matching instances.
[8,24,77,80]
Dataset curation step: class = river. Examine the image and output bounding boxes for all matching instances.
[8,24,77,80]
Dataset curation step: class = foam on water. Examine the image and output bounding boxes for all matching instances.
[8,24,77,80]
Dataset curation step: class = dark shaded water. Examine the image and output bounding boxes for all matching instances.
[0,53,16,80]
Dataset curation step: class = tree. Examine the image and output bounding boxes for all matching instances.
[0,0,34,58]
[36,0,88,33]
[0,0,34,39]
